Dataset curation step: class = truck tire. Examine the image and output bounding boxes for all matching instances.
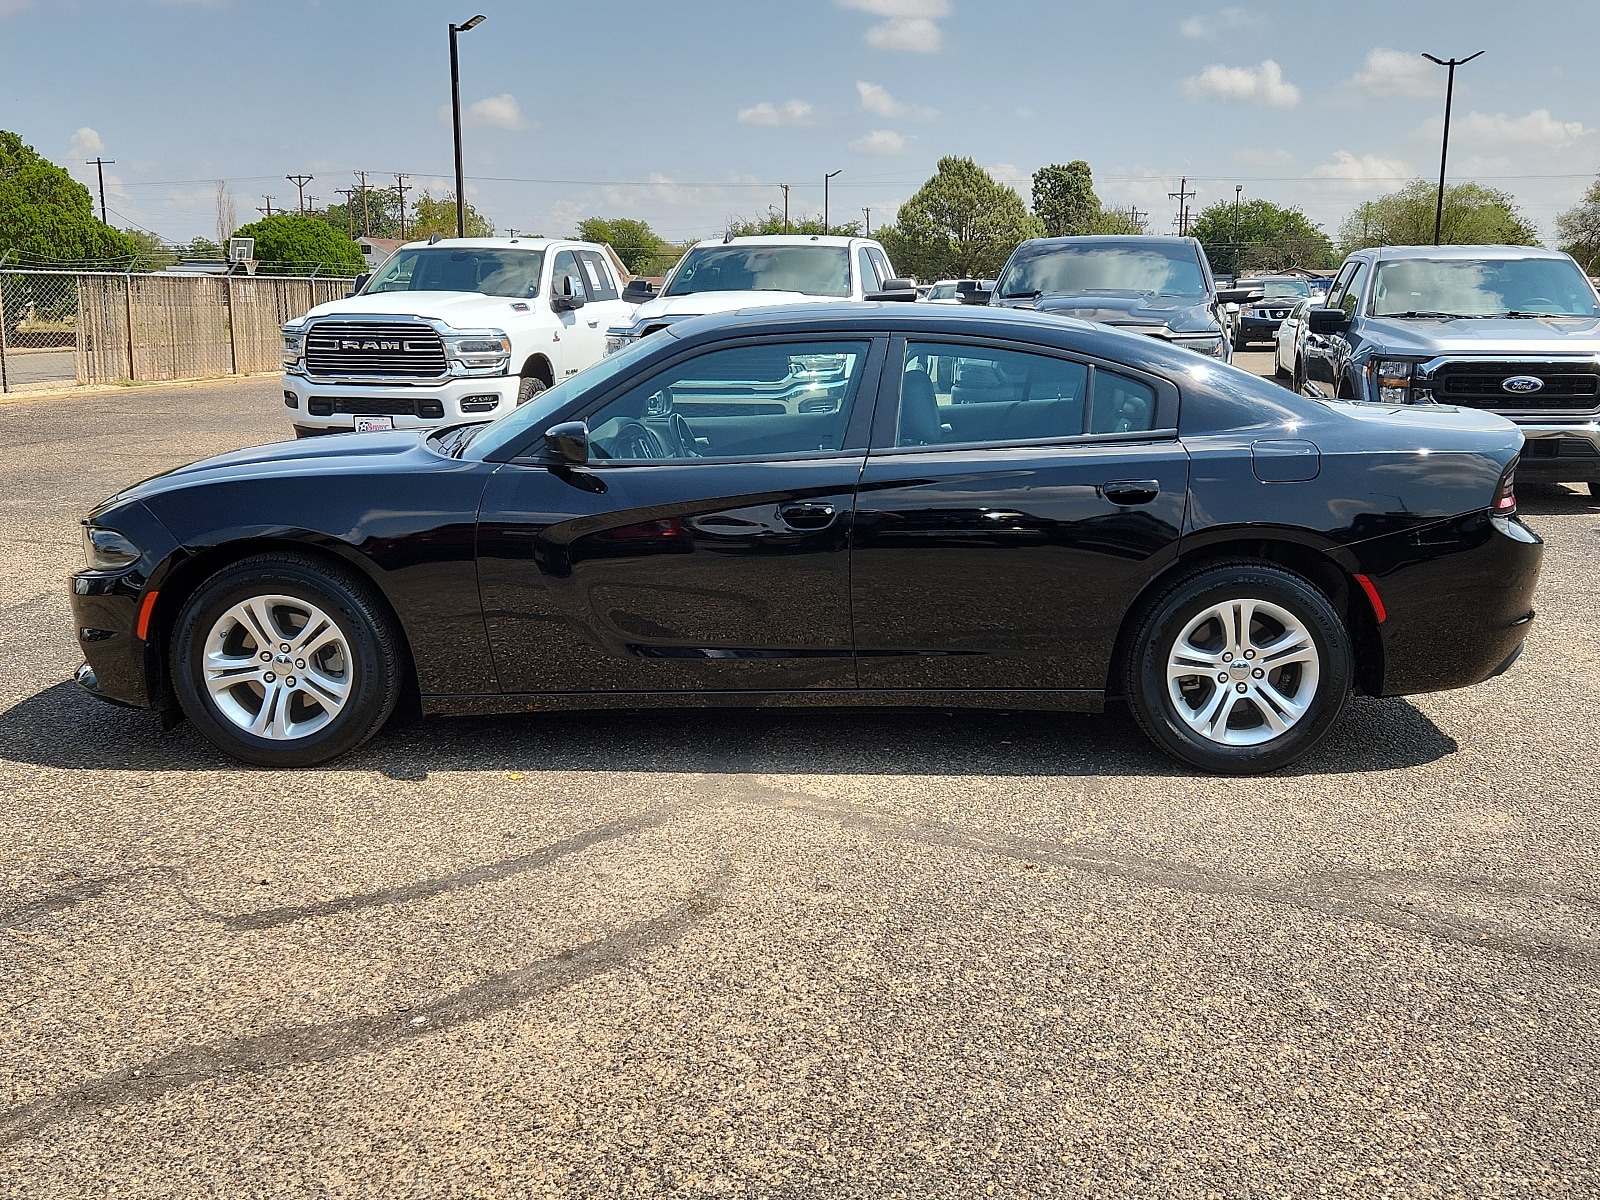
[517,376,547,406]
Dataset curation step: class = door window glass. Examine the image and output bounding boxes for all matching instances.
[867,246,894,286]
[858,247,883,292]
[1325,262,1357,311]
[1090,372,1158,434]
[584,340,873,462]
[1340,261,1369,318]
[577,250,620,301]
[551,250,585,301]
[897,342,1089,447]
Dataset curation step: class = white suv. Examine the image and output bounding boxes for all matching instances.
[281,237,635,435]
[606,234,903,352]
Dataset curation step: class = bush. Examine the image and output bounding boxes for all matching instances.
[230,214,366,276]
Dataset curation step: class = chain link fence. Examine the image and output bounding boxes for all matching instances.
[0,270,355,393]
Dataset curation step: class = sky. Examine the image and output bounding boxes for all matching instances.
[3,0,1597,249]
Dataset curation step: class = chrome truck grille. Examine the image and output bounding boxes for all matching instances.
[304,320,447,379]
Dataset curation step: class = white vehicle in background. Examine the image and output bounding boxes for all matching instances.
[606,234,910,352]
[924,277,996,304]
[1273,296,1314,380]
[280,237,634,436]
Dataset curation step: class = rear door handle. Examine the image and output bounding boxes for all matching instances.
[778,501,837,529]
[1100,479,1161,506]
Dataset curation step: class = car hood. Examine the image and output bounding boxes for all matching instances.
[1017,293,1219,333]
[1361,315,1600,356]
[631,291,834,321]
[301,291,533,327]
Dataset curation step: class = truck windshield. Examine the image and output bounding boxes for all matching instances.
[662,245,850,298]
[365,248,545,299]
[1371,257,1600,317]
[999,242,1207,300]
[1258,279,1312,299]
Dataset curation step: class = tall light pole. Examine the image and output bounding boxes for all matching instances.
[1422,50,1484,246]
[1233,184,1242,275]
[449,14,487,239]
[823,170,841,234]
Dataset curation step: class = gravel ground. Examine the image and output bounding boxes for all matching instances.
[1,362,1597,1198]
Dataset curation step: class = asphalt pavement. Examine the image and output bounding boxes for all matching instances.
[1,363,1597,1197]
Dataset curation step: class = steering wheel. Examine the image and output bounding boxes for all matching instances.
[1515,297,1557,311]
[669,412,700,457]
[608,419,669,460]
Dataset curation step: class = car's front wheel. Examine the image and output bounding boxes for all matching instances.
[172,554,403,767]
[1124,564,1352,773]
[517,375,547,406]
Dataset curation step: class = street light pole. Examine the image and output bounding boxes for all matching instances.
[449,14,486,239]
[823,170,841,235]
[1422,50,1484,246]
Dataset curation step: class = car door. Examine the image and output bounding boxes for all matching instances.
[1304,260,1359,389]
[477,334,884,694]
[576,249,632,345]
[549,248,603,376]
[850,336,1188,694]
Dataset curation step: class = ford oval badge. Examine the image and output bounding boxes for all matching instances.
[1502,375,1545,394]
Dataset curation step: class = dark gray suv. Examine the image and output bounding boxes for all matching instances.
[1302,244,1600,493]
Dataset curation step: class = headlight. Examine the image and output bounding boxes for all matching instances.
[1170,333,1225,357]
[83,525,141,570]
[281,326,305,371]
[443,330,512,375]
[1371,359,1415,403]
[604,332,631,356]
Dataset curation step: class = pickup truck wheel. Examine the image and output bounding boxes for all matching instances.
[1590,482,1599,498]
[1292,356,1307,395]
[171,554,402,767]
[1124,564,1352,774]
[517,376,547,406]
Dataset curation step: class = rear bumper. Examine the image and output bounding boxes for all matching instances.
[1350,511,1543,697]
[1238,317,1283,339]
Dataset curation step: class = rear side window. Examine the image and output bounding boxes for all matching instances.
[577,250,620,301]
[1091,373,1158,434]
[897,342,1089,446]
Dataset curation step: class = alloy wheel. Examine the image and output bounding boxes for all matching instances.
[1165,598,1320,746]
[201,594,353,740]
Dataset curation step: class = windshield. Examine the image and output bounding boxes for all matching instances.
[662,245,851,298]
[365,248,546,299]
[999,241,1207,300]
[1371,257,1600,317]
[464,334,665,459]
[1257,279,1312,299]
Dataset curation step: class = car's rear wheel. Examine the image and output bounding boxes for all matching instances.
[172,554,402,767]
[1273,346,1289,378]
[1124,564,1352,773]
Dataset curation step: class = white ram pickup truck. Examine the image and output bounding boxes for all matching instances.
[605,234,907,353]
[281,237,634,436]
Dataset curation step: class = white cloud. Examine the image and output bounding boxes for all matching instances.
[1181,59,1300,108]
[1454,108,1590,147]
[850,129,910,155]
[1014,106,1037,119]
[462,94,531,132]
[737,99,815,127]
[986,162,1029,196]
[1308,150,1412,188]
[1230,146,1294,167]
[0,0,35,16]
[865,17,942,52]
[838,0,949,16]
[1179,7,1257,39]
[856,81,936,122]
[1345,48,1439,99]
[68,127,104,158]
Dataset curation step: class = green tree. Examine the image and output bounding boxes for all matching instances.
[577,217,668,274]
[0,130,138,266]
[1032,162,1100,237]
[1088,206,1147,235]
[408,191,494,239]
[316,186,406,240]
[123,227,178,272]
[879,157,1044,281]
[1337,180,1539,255]
[1556,176,1600,275]
[229,213,366,275]
[722,207,861,238]
[1190,198,1336,275]
[185,236,221,259]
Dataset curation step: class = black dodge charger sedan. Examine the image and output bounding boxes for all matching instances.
[71,304,1541,773]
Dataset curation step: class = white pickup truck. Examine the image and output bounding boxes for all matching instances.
[280,237,635,436]
[605,234,907,353]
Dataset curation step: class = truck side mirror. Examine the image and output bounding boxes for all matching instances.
[622,278,657,302]
[552,274,587,311]
[865,278,918,302]
[544,420,589,465]
[958,288,993,306]
[1307,307,1350,335]
[348,272,371,298]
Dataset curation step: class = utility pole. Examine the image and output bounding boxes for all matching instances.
[394,173,411,239]
[334,188,356,239]
[1169,176,1195,237]
[1233,184,1243,272]
[86,157,115,224]
[780,183,790,233]
[286,173,314,215]
[863,207,871,236]
[257,196,275,218]
[1129,205,1147,233]
[506,228,517,238]
[356,170,372,238]
[823,169,841,235]
[1423,51,1485,246]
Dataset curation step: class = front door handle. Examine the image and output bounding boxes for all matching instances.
[778,501,837,529]
[1100,480,1161,506]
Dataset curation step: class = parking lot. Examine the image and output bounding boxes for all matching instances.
[2,361,1598,1195]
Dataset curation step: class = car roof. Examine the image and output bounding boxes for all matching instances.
[391,236,592,252]
[687,235,871,250]
[1018,235,1201,250]
[1357,244,1577,262]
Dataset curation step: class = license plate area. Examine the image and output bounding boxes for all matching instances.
[354,416,395,433]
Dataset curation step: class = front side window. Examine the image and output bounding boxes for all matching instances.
[998,241,1207,301]
[1339,262,1369,319]
[365,248,546,298]
[857,247,883,292]
[1370,257,1600,317]
[551,250,585,301]
[895,342,1091,447]
[584,340,873,462]
[661,245,851,298]
[867,247,894,286]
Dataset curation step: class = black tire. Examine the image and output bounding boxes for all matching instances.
[1589,481,1599,498]
[1233,329,1249,352]
[517,375,547,406]
[1123,563,1353,774]
[1292,356,1307,396]
[171,553,403,767]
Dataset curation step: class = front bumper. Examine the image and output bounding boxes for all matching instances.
[71,564,152,708]
[281,374,520,432]
[1506,421,1600,481]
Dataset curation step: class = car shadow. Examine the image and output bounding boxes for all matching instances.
[0,680,1457,779]
[1516,481,1597,516]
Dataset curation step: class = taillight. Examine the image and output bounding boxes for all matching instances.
[1493,456,1518,516]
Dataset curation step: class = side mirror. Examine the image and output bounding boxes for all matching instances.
[622,278,657,303]
[957,288,993,306]
[347,272,371,299]
[1307,307,1350,335]
[1223,302,1240,316]
[544,420,589,465]
[552,274,586,311]
[865,278,918,302]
